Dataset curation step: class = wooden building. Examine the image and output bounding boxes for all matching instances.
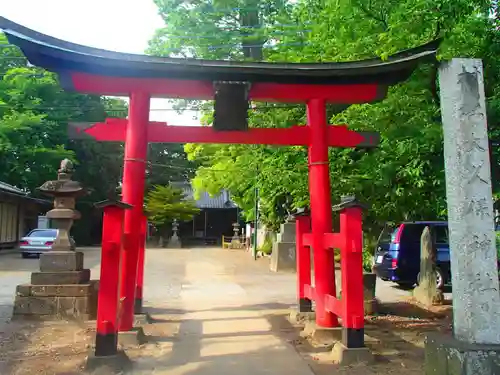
[173,182,241,246]
[0,181,50,249]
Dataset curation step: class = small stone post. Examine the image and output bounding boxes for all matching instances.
[413,227,444,306]
[425,58,500,375]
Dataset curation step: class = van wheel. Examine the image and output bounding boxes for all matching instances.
[417,269,445,290]
[21,253,29,259]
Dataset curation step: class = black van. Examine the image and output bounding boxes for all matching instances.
[372,221,450,289]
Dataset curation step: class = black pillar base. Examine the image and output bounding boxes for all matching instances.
[342,327,364,348]
[134,297,143,314]
[299,298,313,312]
[95,333,118,357]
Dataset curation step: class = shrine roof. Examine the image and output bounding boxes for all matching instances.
[0,17,440,86]
[171,182,238,210]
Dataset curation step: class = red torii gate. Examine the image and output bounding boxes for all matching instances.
[0,16,439,358]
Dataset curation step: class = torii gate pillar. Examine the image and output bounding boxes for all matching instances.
[307,99,338,328]
[119,92,150,332]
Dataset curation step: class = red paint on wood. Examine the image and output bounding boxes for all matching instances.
[118,93,150,332]
[69,72,382,103]
[324,294,342,317]
[96,206,126,336]
[340,206,365,329]
[135,215,147,302]
[304,284,315,301]
[324,233,341,249]
[296,216,311,301]
[302,233,313,247]
[83,118,371,147]
[307,99,338,328]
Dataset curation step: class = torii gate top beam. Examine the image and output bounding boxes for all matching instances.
[0,17,439,103]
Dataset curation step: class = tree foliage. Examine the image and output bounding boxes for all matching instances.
[0,33,127,200]
[149,0,500,237]
[0,32,199,243]
[144,185,200,229]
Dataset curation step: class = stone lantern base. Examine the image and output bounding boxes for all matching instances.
[13,251,98,320]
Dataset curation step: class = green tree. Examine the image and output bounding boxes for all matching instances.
[0,34,127,198]
[149,0,500,240]
[0,34,129,243]
[146,143,199,188]
[144,185,200,238]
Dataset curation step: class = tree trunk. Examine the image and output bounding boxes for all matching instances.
[413,226,444,306]
[239,1,264,61]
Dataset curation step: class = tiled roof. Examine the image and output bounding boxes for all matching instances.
[171,182,237,209]
[0,181,27,195]
[0,181,51,205]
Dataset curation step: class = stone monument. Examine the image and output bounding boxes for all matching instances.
[425,58,500,374]
[270,218,297,272]
[13,159,98,320]
[413,226,444,307]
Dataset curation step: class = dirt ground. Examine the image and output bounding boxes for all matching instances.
[289,299,453,375]
[0,298,452,375]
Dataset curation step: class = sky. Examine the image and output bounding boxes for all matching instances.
[2,0,201,125]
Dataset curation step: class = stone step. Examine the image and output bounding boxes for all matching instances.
[13,295,96,320]
[16,283,96,297]
[31,269,91,285]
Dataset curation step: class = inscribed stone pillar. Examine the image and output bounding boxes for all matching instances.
[439,58,500,344]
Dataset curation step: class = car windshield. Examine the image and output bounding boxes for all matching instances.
[28,230,57,238]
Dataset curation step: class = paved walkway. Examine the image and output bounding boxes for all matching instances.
[132,247,315,375]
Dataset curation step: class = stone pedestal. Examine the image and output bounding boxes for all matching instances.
[331,342,374,365]
[289,308,315,325]
[13,251,97,320]
[270,222,296,272]
[363,273,377,315]
[425,333,500,375]
[300,320,342,346]
[86,350,132,373]
[167,233,182,248]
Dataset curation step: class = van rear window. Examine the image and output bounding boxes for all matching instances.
[401,224,427,242]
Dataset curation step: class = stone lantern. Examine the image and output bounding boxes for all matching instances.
[168,219,181,248]
[13,159,97,320]
[230,222,241,248]
[38,158,86,252]
[232,222,240,241]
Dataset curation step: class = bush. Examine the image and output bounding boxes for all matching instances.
[259,235,273,255]
[333,241,374,273]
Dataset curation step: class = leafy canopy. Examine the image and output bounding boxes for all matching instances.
[145,185,200,227]
[147,0,500,237]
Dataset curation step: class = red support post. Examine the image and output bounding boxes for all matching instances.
[135,215,147,314]
[119,92,150,332]
[296,215,312,312]
[94,200,132,356]
[306,99,338,328]
[338,198,365,348]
